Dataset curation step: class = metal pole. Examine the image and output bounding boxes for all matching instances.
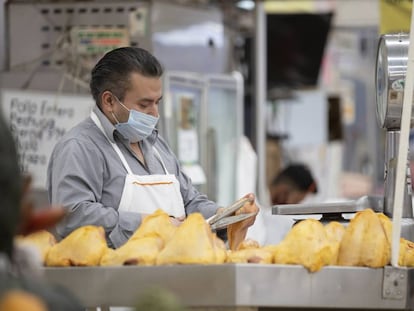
[391,5,414,267]
[254,1,267,204]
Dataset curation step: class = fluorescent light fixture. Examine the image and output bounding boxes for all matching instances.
[236,0,255,11]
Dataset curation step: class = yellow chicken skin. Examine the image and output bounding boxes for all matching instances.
[324,221,345,265]
[337,209,390,268]
[156,213,224,265]
[130,209,177,243]
[100,236,164,266]
[366,213,414,267]
[262,244,280,254]
[46,225,108,267]
[237,238,261,250]
[212,234,227,264]
[399,238,414,266]
[377,214,414,266]
[15,230,56,264]
[227,248,273,264]
[377,212,392,242]
[272,219,333,272]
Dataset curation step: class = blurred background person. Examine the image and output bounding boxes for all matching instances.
[0,112,82,311]
[246,163,318,246]
[269,163,318,205]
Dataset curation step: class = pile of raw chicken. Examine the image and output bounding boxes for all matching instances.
[15,206,414,272]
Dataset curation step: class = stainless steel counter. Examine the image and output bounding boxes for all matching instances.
[42,264,414,309]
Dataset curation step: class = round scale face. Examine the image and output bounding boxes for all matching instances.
[375,33,412,130]
[376,42,387,128]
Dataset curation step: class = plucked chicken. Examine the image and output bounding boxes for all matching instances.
[100,236,164,266]
[227,248,273,264]
[156,213,225,265]
[46,225,108,266]
[15,230,56,264]
[324,221,346,265]
[227,238,272,264]
[399,238,414,266]
[130,209,177,243]
[212,233,228,264]
[225,238,271,264]
[375,212,414,266]
[337,209,390,268]
[272,219,334,272]
[237,238,261,250]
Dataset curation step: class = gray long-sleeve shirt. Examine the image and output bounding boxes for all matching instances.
[47,105,218,248]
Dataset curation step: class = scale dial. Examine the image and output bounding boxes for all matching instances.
[375,33,414,130]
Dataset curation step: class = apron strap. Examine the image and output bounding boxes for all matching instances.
[90,111,133,175]
[152,147,170,175]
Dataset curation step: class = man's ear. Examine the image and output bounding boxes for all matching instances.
[100,91,114,113]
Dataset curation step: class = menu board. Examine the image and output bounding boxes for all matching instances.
[0,89,94,189]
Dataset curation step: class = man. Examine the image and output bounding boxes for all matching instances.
[47,47,257,248]
[0,112,82,310]
[269,163,318,205]
[246,164,317,246]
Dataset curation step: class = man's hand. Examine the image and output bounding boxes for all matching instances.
[227,193,259,250]
[237,193,259,228]
[169,215,185,227]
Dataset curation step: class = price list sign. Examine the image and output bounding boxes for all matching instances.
[0,89,94,189]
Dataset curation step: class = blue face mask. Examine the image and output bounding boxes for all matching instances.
[112,96,159,143]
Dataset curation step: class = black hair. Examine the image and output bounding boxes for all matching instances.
[272,163,317,193]
[90,47,164,106]
[0,112,22,256]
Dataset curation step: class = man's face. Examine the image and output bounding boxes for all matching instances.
[112,72,163,123]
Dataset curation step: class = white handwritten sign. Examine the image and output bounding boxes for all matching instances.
[0,89,95,189]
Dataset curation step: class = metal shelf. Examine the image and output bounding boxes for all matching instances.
[42,264,414,310]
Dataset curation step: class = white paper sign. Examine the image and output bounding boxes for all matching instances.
[178,128,199,164]
[0,89,95,189]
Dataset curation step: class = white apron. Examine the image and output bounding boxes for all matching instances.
[91,111,186,218]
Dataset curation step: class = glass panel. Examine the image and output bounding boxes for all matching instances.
[207,85,238,206]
